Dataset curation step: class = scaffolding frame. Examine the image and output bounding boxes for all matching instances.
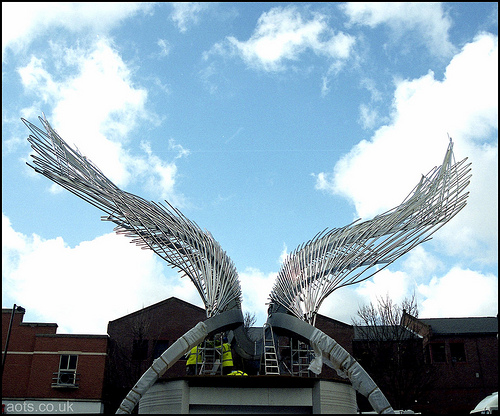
[290,338,314,377]
[198,333,224,375]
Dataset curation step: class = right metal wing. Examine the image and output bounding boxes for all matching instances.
[270,140,471,324]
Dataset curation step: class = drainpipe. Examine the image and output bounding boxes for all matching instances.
[1,304,23,380]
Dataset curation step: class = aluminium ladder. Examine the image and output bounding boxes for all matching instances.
[262,323,280,375]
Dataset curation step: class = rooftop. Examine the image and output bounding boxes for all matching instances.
[419,316,498,335]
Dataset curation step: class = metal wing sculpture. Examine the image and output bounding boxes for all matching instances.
[23,114,471,414]
[269,139,471,325]
[23,115,241,318]
[23,115,246,413]
[266,140,471,413]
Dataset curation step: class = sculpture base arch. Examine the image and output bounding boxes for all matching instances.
[139,377,357,414]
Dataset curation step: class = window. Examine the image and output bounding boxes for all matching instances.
[450,343,466,363]
[53,354,78,387]
[153,340,169,359]
[431,343,446,363]
[132,339,149,360]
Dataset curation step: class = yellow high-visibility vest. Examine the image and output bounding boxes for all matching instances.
[228,370,247,376]
[222,343,233,367]
[186,346,202,365]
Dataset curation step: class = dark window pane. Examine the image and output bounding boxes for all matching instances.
[450,343,466,363]
[424,344,431,364]
[132,339,149,360]
[153,340,169,359]
[68,355,78,369]
[431,343,446,363]
[59,371,75,384]
[60,354,69,369]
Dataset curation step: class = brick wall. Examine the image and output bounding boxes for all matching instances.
[2,309,107,404]
[418,333,498,414]
[104,297,206,412]
[27,335,108,400]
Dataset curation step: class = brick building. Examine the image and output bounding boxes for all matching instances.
[2,307,107,414]
[104,297,207,413]
[352,323,428,412]
[402,313,498,415]
[4,299,496,414]
[104,297,358,414]
[105,298,497,414]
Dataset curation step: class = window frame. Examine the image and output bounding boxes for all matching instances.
[52,354,79,388]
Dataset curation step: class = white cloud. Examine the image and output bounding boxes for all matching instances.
[356,269,414,306]
[341,2,456,58]
[2,2,153,60]
[320,263,498,323]
[320,286,369,325]
[400,246,443,282]
[279,244,289,265]
[18,39,147,185]
[169,2,209,33]
[358,103,379,130]
[17,56,59,101]
[418,268,498,318]
[358,78,385,129]
[157,38,172,57]
[321,76,330,97]
[2,213,202,334]
[239,267,277,326]
[2,214,30,276]
[201,6,356,94]
[314,33,498,263]
[139,139,190,205]
[360,77,383,102]
[224,6,355,72]
[18,37,189,204]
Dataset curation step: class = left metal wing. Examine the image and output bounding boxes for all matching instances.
[23,115,242,317]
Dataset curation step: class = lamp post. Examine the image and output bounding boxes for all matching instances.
[1,304,24,380]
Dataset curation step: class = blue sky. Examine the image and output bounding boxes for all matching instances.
[2,2,497,334]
